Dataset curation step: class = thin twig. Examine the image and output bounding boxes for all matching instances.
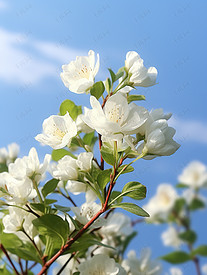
[56,252,76,275]
[0,243,20,275]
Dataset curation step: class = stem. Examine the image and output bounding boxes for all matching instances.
[193,257,201,275]
[57,188,77,207]
[0,243,20,275]
[98,134,104,170]
[22,229,43,262]
[32,179,44,204]
[26,204,40,218]
[77,135,89,152]
[18,258,24,275]
[37,168,117,275]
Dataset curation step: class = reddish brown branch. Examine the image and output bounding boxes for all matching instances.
[0,243,20,275]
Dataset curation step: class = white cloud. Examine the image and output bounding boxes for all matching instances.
[0,27,83,85]
[171,116,207,145]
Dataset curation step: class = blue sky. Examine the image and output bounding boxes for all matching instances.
[0,0,207,274]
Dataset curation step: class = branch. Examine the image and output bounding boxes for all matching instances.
[0,243,20,275]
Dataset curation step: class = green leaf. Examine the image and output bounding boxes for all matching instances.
[179,230,197,244]
[42,179,59,198]
[83,131,97,147]
[60,99,82,120]
[0,233,42,263]
[100,147,116,166]
[30,203,46,213]
[90,81,105,99]
[192,245,207,257]
[176,183,189,188]
[52,149,76,161]
[105,77,111,93]
[108,68,116,83]
[127,94,146,103]
[45,199,57,205]
[173,198,186,213]
[0,163,8,173]
[33,214,69,256]
[54,204,71,213]
[189,198,205,211]
[117,165,134,174]
[115,69,124,82]
[97,169,112,190]
[111,202,149,217]
[122,181,147,200]
[0,266,13,275]
[161,251,191,264]
[109,191,123,204]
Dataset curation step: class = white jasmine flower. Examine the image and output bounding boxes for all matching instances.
[0,147,8,163]
[138,119,180,159]
[178,161,207,189]
[144,184,178,222]
[3,206,37,241]
[52,155,78,181]
[60,50,100,94]
[122,248,162,275]
[77,152,93,172]
[53,254,78,275]
[81,93,148,140]
[161,226,182,248]
[182,188,205,206]
[35,112,77,149]
[78,254,126,275]
[71,201,105,228]
[76,112,94,133]
[7,143,20,162]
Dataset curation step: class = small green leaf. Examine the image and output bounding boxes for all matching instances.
[127,94,146,103]
[101,148,116,166]
[192,245,207,257]
[90,81,105,99]
[45,199,57,205]
[176,183,189,188]
[97,169,112,190]
[115,69,124,82]
[42,179,59,198]
[189,198,205,211]
[122,181,147,200]
[179,230,197,244]
[111,202,149,217]
[54,204,71,213]
[161,251,191,264]
[52,149,76,161]
[83,131,97,147]
[60,99,82,120]
[109,191,123,204]
[108,68,116,83]
[105,78,111,93]
[30,203,45,213]
[117,165,134,174]
[0,163,8,173]
[173,198,186,213]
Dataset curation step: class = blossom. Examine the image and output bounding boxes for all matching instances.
[81,93,148,140]
[166,267,183,275]
[53,254,79,275]
[35,112,77,149]
[143,184,178,222]
[77,152,93,172]
[78,254,126,275]
[178,161,207,189]
[138,119,180,159]
[161,226,182,248]
[60,50,100,94]
[122,248,162,275]
[52,155,78,181]
[0,142,19,165]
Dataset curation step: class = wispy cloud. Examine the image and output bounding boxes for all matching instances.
[171,116,207,145]
[0,27,83,85]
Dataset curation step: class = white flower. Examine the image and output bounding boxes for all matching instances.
[78,254,126,275]
[202,264,207,275]
[161,226,182,248]
[3,206,37,241]
[138,119,180,159]
[100,212,133,238]
[60,50,100,94]
[119,51,157,93]
[76,112,94,133]
[52,155,78,181]
[0,143,20,165]
[122,249,162,275]
[53,254,78,275]
[166,267,183,275]
[35,112,77,149]
[77,152,93,172]
[182,188,205,206]
[81,93,148,140]
[71,201,105,228]
[0,147,8,163]
[144,184,178,222]
[178,161,207,189]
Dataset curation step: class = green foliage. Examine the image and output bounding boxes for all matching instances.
[60,99,82,120]
[83,131,97,147]
[42,179,59,198]
[105,77,111,93]
[100,147,116,165]
[108,67,124,83]
[33,214,69,258]
[108,68,116,83]
[127,94,146,103]
[161,251,191,264]
[173,198,186,214]
[52,149,76,161]
[90,81,105,99]
[30,202,46,214]
[111,202,149,217]
[117,165,134,174]
[0,233,42,263]
[109,191,123,204]
[176,183,189,188]
[122,181,146,200]
[121,231,137,254]
[179,230,197,244]
[189,198,205,211]
[0,163,8,173]
[0,266,13,275]
[54,204,71,213]
[192,245,207,257]
[97,169,112,190]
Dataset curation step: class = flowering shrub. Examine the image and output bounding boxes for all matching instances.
[0,50,183,274]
